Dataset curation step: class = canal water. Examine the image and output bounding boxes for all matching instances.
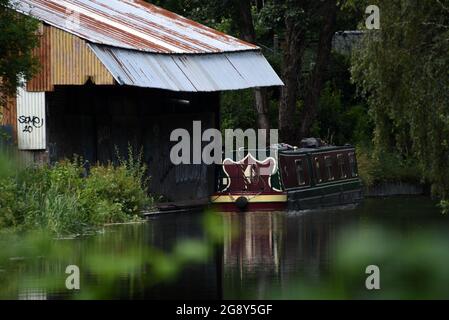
[3,197,449,300]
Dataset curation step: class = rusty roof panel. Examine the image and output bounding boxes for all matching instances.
[15,0,259,54]
[27,24,115,91]
[89,44,284,92]
[49,26,115,86]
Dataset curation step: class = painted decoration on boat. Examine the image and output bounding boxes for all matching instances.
[219,153,283,193]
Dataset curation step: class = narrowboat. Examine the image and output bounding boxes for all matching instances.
[211,138,363,212]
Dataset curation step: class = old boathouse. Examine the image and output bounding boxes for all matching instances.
[1,0,283,202]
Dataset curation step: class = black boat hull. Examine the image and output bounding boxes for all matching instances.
[286,179,363,211]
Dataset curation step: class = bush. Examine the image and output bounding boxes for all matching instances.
[85,164,149,221]
[0,152,154,236]
[357,146,423,187]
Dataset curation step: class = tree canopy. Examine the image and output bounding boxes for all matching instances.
[0,0,39,103]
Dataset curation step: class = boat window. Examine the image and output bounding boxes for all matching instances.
[295,159,306,186]
[325,156,334,181]
[349,152,358,177]
[314,157,322,183]
[337,154,347,179]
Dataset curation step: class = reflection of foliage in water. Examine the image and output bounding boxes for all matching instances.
[0,211,229,300]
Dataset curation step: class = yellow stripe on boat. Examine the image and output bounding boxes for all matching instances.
[211,194,287,203]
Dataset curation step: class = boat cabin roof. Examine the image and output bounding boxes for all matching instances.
[279,145,356,155]
[228,144,356,161]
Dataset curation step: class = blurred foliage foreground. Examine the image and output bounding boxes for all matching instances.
[2,219,449,300]
[0,213,227,300]
[275,226,449,300]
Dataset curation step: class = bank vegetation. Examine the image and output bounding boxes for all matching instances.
[0,150,154,236]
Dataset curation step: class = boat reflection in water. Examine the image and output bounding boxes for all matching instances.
[222,212,284,299]
[220,196,449,299]
[221,209,350,299]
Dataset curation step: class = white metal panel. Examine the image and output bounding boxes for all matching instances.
[16,88,46,150]
[89,44,284,92]
[226,51,286,88]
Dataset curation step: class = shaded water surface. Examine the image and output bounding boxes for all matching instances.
[3,197,449,300]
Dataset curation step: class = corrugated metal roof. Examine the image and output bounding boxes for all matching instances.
[15,0,259,54]
[89,44,284,91]
[14,0,283,91]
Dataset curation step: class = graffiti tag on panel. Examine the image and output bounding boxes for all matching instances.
[18,115,44,134]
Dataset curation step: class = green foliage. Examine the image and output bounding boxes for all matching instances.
[311,82,372,145]
[147,0,235,33]
[85,164,149,220]
[0,148,14,178]
[220,89,257,130]
[0,0,40,101]
[356,146,422,187]
[352,0,449,199]
[220,88,281,131]
[439,200,449,216]
[0,176,21,229]
[0,153,154,236]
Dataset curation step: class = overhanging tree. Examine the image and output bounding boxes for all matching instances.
[352,0,449,200]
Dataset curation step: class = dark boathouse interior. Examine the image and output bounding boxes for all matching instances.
[46,85,219,202]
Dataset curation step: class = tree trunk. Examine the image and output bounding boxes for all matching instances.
[255,88,270,130]
[299,0,338,140]
[233,0,271,132]
[279,15,305,145]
